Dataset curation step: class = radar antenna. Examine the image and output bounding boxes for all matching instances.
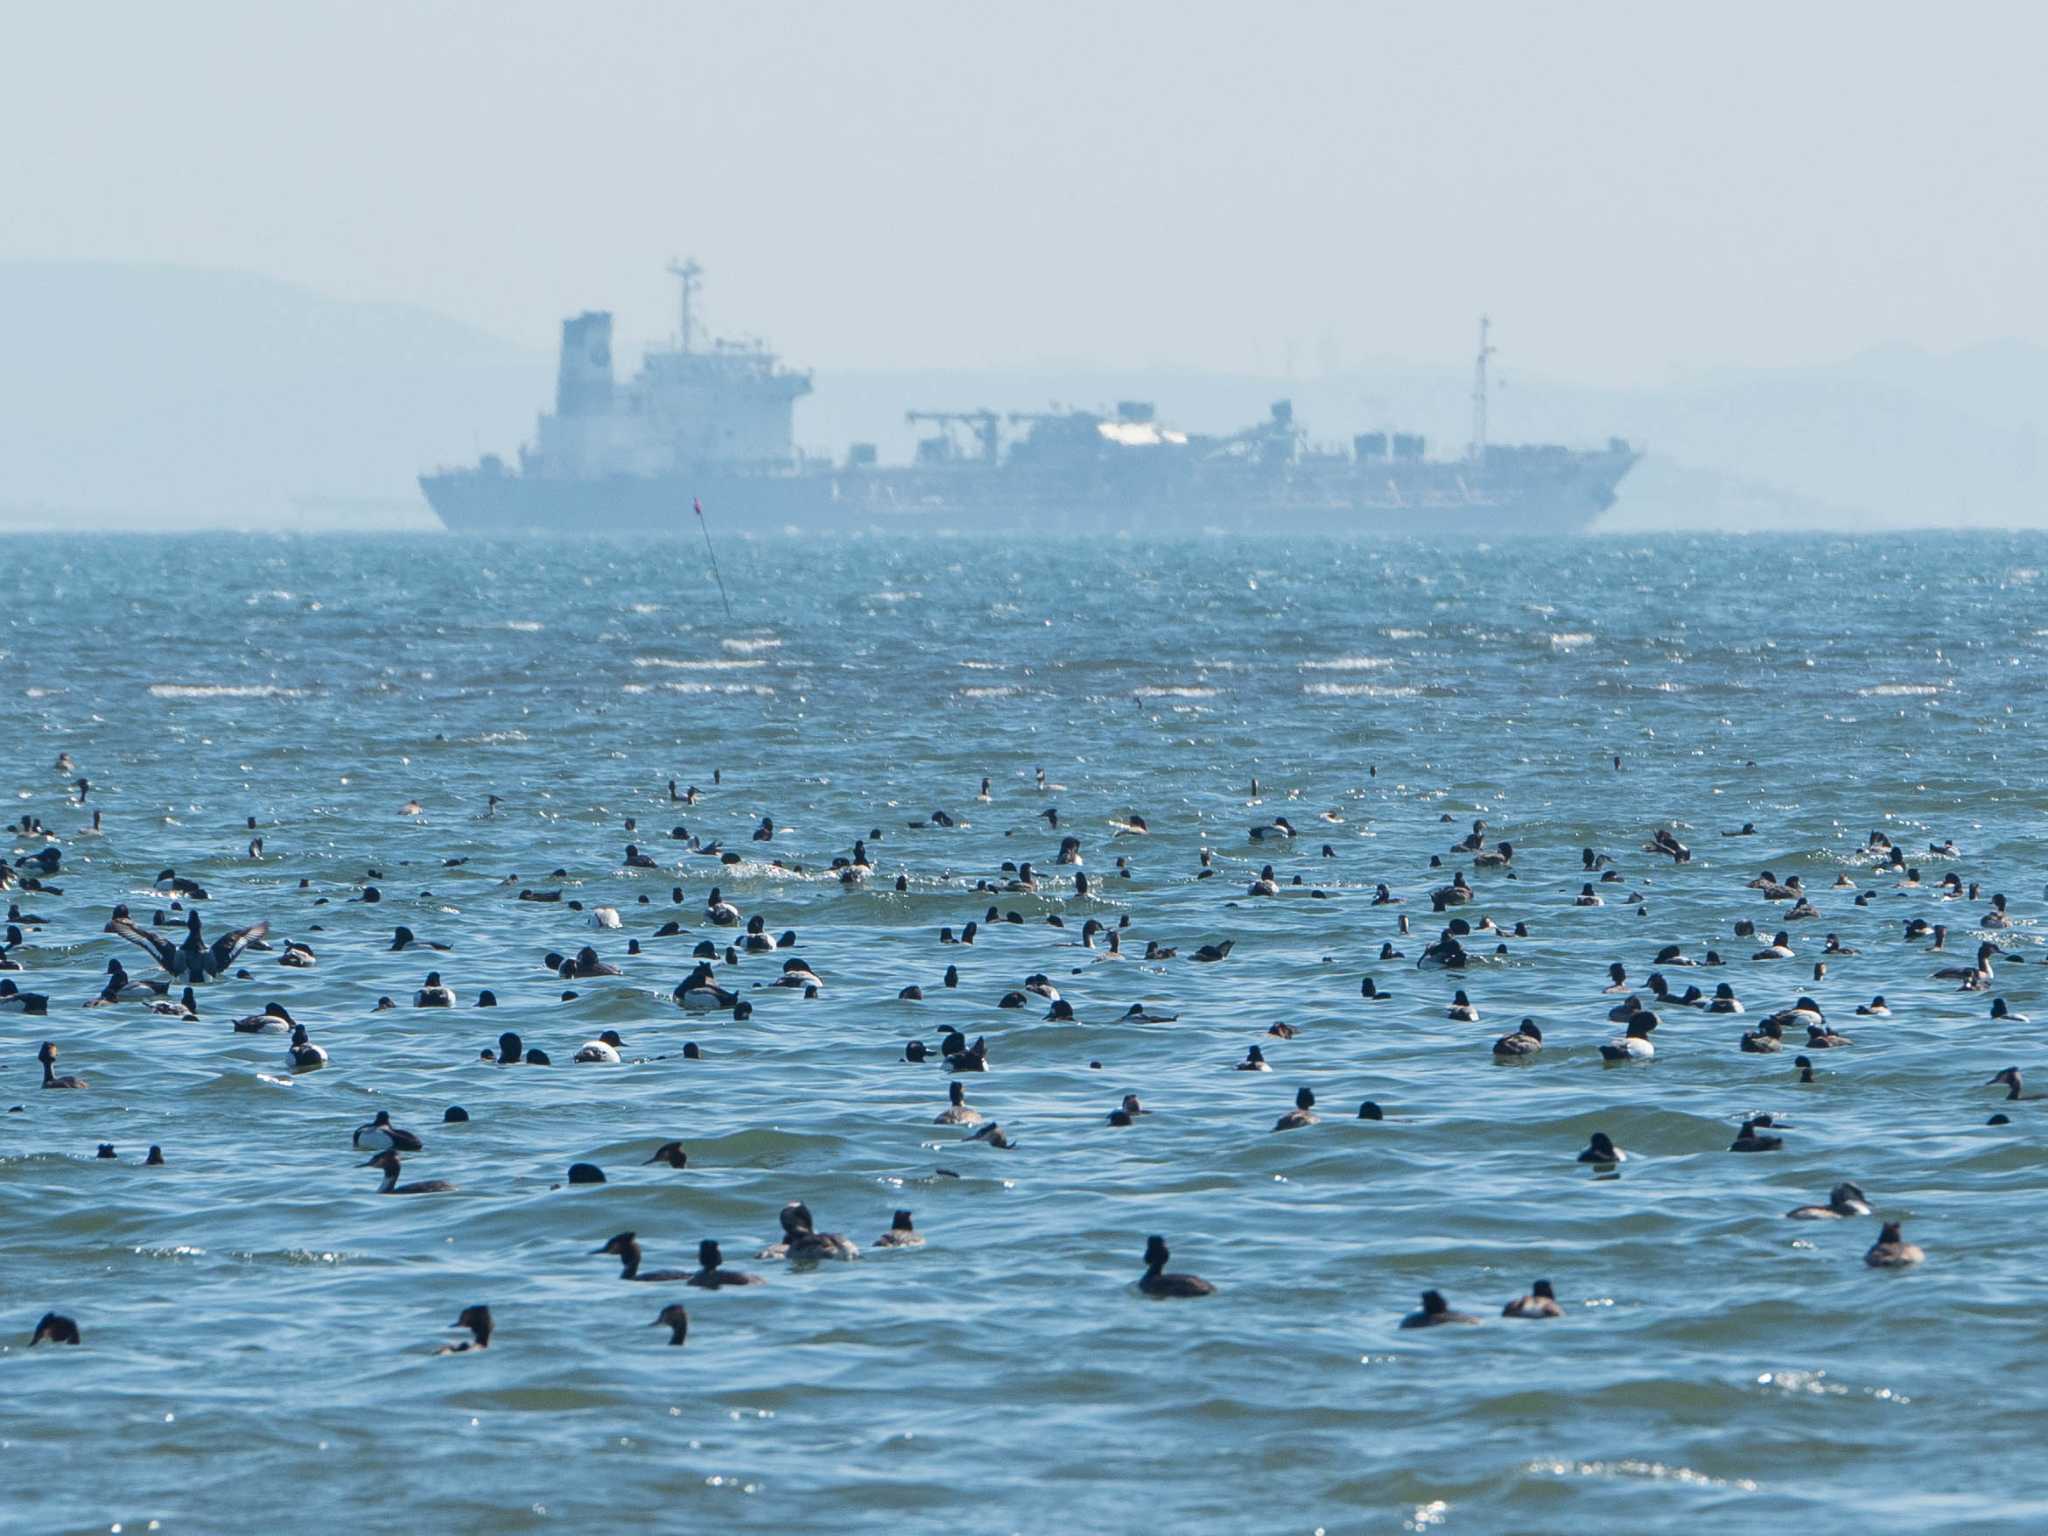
[668,258,704,353]
[1469,315,1495,462]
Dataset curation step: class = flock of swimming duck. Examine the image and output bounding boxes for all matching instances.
[8,755,2029,1351]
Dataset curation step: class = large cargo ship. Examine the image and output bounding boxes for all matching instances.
[420,262,1637,534]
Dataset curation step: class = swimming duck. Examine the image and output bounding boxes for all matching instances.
[594,1231,691,1282]
[279,941,318,968]
[38,1041,86,1089]
[1577,1131,1626,1164]
[1599,1014,1657,1062]
[150,986,200,1021]
[1119,1003,1180,1023]
[361,1150,454,1194]
[762,1201,859,1262]
[1472,841,1514,869]
[391,925,452,953]
[1400,1290,1479,1328]
[1986,1067,2046,1101]
[1249,818,1296,842]
[1794,1054,1816,1084]
[1502,1279,1563,1318]
[0,980,50,1015]
[286,1023,328,1071]
[650,1303,690,1345]
[1855,996,1891,1017]
[1806,1022,1852,1049]
[1758,996,1826,1032]
[1990,998,2031,1023]
[106,909,268,981]
[564,946,622,978]
[1599,962,1631,994]
[875,1210,925,1247]
[968,1122,1018,1149]
[1751,930,1795,960]
[1360,977,1392,1000]
[687,1239,764,1288]
[1729,1117,1783,1152]
[1446,990,1480,1022]
[436,1305,492,1353]
[643,1140,690,1169]
[1574,884,1604,907]
[1740,1019,1785,1053]
[1272,1086,1319,1131]
[704,888,741,926]
[1932,942,1997,985]
[1237,1045,1273,1071]
[232,1002,295,1034]
[353,1110,424,1152]
[1644,970,1703,1006]
[1786,1182,1871,1219]
[946,1036,990,1073]
[674,963,740,1011]
[414,972,456,1008]
[30,1312,81,1346]
[1137,1235,1215,1297]
[1491,1020,1542,1058]
[1864,1221,1924,1268]
[774,958,824,990]
[935,1082,984,1124]
[1247,866,1279,897]
[1191,941,1235,963]
[1606,993,1649,1023]
[96,960,169,1002]
[575,1030,626,1064]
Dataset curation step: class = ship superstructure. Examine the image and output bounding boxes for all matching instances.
[421,263,1636,533]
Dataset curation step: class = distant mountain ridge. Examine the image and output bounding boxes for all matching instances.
[0,262,2041,531]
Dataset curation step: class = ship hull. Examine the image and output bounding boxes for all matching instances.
[421,448,1637,536]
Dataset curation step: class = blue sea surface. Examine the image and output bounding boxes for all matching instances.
[4,531,2047,1533]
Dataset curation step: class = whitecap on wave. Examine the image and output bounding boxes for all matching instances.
[1303,683,1420,698]
[633,657,766,670]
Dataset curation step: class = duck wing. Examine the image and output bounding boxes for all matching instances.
[105,916,176,971]
[208,920,270,975]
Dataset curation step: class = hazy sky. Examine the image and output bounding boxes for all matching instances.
[8,1,2045,383]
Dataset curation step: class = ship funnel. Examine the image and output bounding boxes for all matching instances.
[556,311,615,417]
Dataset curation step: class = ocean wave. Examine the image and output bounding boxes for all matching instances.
[1859,683,1940,697]
[722,637,783,654]
[501,620,544,632]
[660,681,776,696]
[1134,686,1217,699]
[1303,682,1421,697]
[959,685,1023,699]
[632,657,766,670]
[1301,656,1394,671]
[1549,632,1595,650]
[148,684,308,699]
[1384,627,1425,639]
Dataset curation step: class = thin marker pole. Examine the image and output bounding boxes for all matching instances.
[693,496,735,621]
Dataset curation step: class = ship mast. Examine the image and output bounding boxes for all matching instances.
[668,257,704,353]
[1469,314,1494,462]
